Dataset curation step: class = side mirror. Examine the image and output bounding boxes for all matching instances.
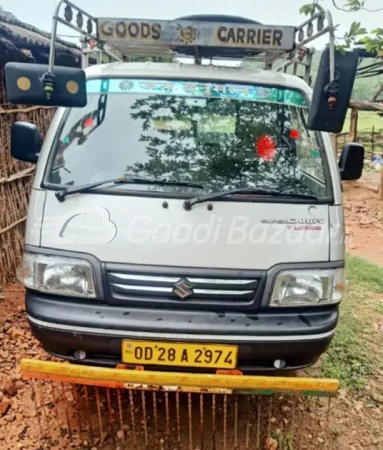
[11,122,41,164]
[5,63,87,108]
[339,143,364,181]
[308,48,359,133]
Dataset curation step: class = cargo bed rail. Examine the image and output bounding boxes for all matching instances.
[48,0,336,85]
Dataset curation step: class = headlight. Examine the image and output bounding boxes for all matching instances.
[17,252,97,298]
[270,269,347,307]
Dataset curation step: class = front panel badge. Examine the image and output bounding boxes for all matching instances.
[173,278,194,299]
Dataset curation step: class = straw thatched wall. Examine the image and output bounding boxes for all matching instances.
[0,8,79,289]
[0,80,55,286]
[0,7,81,67]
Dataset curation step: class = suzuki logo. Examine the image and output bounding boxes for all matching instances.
[173,278,194,299]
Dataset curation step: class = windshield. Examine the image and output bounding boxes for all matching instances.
[47,78,330,198]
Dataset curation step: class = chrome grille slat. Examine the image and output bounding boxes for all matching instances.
[114,284,171,293]
[195,289,254,296]
[110,273,255,285]
[113,284,254,296]
[112,274,180,283]
[190,278,253,285]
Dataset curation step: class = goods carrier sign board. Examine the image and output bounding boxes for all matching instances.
[97,19,296,52]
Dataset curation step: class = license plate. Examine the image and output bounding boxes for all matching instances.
[122,340,238,369]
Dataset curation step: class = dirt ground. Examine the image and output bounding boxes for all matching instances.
[343,170,383,266]
[1,170,383,450]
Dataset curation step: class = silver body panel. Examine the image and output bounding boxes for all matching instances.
[27,63,344,272]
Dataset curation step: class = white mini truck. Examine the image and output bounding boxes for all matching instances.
[6,2,365,372]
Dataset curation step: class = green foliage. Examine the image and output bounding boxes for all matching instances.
[125,95,318,194]
[346,255,383,293]
[344,0,366,11]
[362,28,383,53]
[300,0,383,53]
[299,2,323,16]
[279,50,382,103]
[316,255,383,390]
[271,431,293,450]
[340,21,368,51]
[343,111,383,132]
[320,309,371,390]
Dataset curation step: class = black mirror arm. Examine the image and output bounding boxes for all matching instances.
[40,72,56,100]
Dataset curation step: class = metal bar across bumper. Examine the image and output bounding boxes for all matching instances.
[20,359,339,395]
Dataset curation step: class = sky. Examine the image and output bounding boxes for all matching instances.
[1,0,382,48]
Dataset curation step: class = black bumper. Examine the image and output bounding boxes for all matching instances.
[26,291,338,371]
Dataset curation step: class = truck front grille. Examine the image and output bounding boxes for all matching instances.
[105,265,264,309]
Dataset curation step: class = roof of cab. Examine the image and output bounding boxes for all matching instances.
[84,62,312,95]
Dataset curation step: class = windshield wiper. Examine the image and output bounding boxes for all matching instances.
[55,176,204,202]
[183,188,319,210]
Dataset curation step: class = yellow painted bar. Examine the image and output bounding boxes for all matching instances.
[20,359,339,393]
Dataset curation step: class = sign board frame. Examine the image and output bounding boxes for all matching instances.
[97,18,296,53]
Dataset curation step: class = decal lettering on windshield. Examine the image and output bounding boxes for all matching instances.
[86,79,307,107]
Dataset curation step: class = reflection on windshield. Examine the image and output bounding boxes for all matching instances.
[51,91,109,185]
[48,79,329,198]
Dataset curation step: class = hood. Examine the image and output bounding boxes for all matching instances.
[38,191,329,270]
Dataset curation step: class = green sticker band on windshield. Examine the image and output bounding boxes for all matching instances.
[86,79,307,107]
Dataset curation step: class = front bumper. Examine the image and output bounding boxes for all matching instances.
[26,290,338,371]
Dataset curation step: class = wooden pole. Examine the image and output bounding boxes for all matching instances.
[371,126,375,158]
[373,84,383,102]
[348,107,359,142]
[331,134,338,158]
[349,100,383,112]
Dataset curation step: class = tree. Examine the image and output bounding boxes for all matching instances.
[300,0,383,199]
[299,0,383,54]
[125,94,319,195]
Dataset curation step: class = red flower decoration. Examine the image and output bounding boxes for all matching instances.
[83,117,94,127]
[289,128,300,139]
[256,134,277,161]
